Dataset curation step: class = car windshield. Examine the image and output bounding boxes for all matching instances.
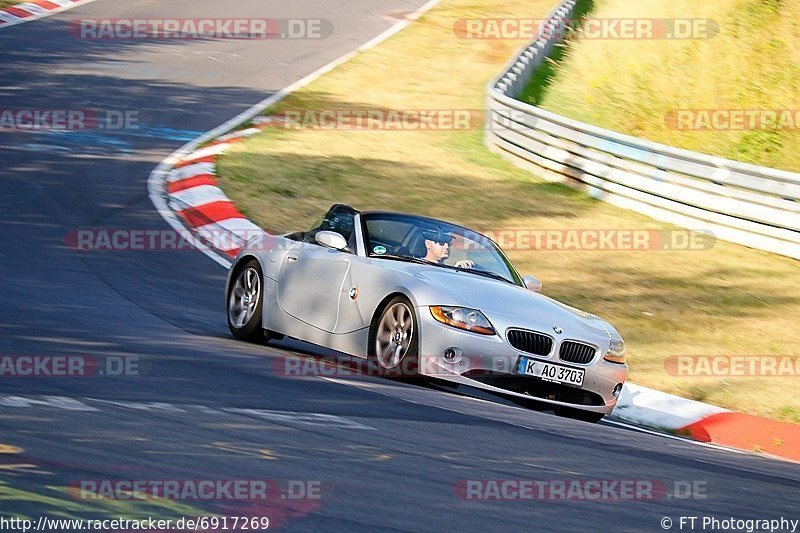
[361,213,522,286]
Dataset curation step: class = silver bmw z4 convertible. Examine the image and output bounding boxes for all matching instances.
[226,204,628,422]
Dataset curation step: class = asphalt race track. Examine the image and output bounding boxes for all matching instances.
[1,1,798,531]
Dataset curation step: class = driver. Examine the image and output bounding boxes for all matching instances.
[421,227,474,269]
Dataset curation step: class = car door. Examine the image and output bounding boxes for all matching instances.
[276,242,351,332]
[332,255,372,334]
[276,206,359,333]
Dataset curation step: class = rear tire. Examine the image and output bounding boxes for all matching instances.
[227,260,264,341]
[368,296,419,379]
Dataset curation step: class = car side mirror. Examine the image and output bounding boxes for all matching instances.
[522,275,542,292]
[315,230,348,250]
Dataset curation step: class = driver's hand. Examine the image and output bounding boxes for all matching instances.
[454,259,475,269]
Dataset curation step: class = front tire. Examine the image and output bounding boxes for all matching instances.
[227,260,264,341]
[368,296,419,378]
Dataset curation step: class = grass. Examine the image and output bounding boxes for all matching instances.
[0,1,23,9]
[526,0,800,172]
[518,0,596,106]
[216,0,800,422]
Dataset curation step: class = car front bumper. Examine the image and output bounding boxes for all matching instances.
[416,307,628,414]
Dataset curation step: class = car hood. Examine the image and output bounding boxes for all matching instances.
[410,266,613,340]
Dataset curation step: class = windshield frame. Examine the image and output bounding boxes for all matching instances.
[358,212,524,287]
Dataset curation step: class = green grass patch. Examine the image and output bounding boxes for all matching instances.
[524,0,800,171]
[517,0,595,105]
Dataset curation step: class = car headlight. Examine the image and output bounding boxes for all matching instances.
[603,339,626,364]
[430,306,495,336]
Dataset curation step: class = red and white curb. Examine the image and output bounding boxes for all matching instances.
[0,0,96,29]
[146,0,800,463]
[612,384,800,461]
[164,129,266,260]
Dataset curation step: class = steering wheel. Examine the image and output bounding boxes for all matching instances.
[456,261,485,271]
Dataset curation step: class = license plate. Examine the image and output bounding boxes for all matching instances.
[517,357,585,387]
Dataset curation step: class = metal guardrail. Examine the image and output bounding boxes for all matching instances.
[485,0,800,260]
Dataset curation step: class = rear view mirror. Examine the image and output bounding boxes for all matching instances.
[522,275,542,292]
[315,230,348,250]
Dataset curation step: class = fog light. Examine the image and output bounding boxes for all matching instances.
[443,347,462,362]
[612,383,623,398]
